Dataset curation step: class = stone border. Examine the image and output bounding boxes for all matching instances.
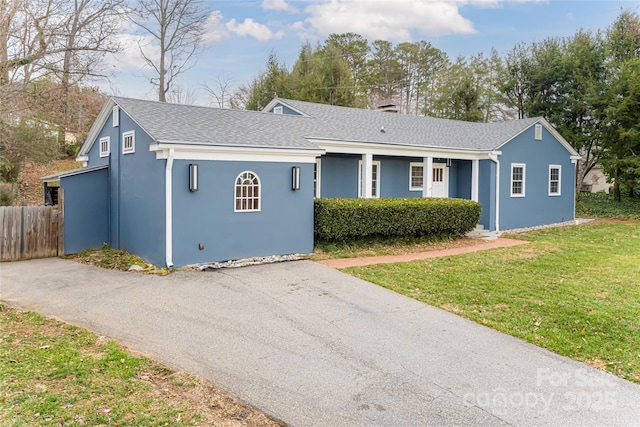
[189,254,306,270]
[500,218,594,235]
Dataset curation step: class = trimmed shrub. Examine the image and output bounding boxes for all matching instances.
[314,198,482,242]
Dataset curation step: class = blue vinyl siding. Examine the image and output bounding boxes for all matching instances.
[377,156,422,198]
[454,160,472,200]
[320,154,428,199]
[85,108,118,168]
[478,160,496,231]
[171,160,314,266]
[318,154,359,198]
[115,113,166,266]
[267,103,303,116]
[498,124,575,230]
[60,168,109,253]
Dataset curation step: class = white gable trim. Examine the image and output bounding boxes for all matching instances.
[263,98,310,116]
[76,98,116,160]
[494,118,580,157]
[150,143,324,163]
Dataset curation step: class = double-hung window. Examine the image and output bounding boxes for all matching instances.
[511,163,526,197]
[409,162,423,191]
[549,165,561,196]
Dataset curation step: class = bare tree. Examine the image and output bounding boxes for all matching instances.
[1,0,119,177]
[130,0,208,102]
[49,0,124,152]
[166,83,197,104]
[203,74,235,108]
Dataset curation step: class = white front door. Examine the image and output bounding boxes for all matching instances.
[432,163,448,198]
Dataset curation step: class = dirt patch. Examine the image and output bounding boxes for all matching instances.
[585,358,608,371]
[16,159,81,206]
[142,370,283,427]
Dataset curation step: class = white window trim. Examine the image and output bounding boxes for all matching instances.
[122,130,135,154]
[234,170,261,213]
[510,163,526,198]
[273,106,283,115]
[112,106,119,127]
[409,162,423,191]
[358,160,381,198]
[549,164,561,196]
[534,124,542,140]
[99,136,110,157]
[314,158,321,198]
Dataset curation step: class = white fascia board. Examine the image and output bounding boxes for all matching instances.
[308,138,489,160]
[150,143,324,163]
[77,98,116,157]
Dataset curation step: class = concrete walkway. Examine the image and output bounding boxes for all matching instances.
[1,258,639,426]
[318,238,528,268]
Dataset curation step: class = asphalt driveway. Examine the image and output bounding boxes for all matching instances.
[1,258,639,426]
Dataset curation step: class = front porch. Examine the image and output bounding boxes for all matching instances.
[313,148,494,229]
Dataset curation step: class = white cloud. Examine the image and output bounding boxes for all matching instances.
[302,0,478,42]
[202,11,229,45]
[262,0,297,12]
[104,33,157,72]
[226,18,285,41]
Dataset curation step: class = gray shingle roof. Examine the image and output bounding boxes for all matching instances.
[112,96,320,150]
[274,98,542,151]
[110,96,548,153]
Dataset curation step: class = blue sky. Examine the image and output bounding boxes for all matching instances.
[103,0,638,105]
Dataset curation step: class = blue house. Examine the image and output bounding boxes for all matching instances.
[45,96,580,267]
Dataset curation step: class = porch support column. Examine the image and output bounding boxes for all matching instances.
[422,156,433,198]
[471,159,479,202]
[362,153,373,198]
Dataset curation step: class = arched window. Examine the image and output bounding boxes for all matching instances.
[235,171,260,212]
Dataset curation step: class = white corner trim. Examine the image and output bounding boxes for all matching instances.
[488,151,500,232]
[165,148,175,268]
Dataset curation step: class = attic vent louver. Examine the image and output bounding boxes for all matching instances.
[535,124,543,140]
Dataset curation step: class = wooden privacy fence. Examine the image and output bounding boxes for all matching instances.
[0,194,64,262]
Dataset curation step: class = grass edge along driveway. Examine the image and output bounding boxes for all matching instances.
[344,220,640,384]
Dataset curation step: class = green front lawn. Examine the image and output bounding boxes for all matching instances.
[344,220,640,383]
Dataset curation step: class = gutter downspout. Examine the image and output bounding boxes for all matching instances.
[488,152,500,233]
[165,148,175,268]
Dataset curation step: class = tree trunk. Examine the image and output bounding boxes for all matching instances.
[613,165,621,201]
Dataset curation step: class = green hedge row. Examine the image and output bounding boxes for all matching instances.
[314,198,482,242]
